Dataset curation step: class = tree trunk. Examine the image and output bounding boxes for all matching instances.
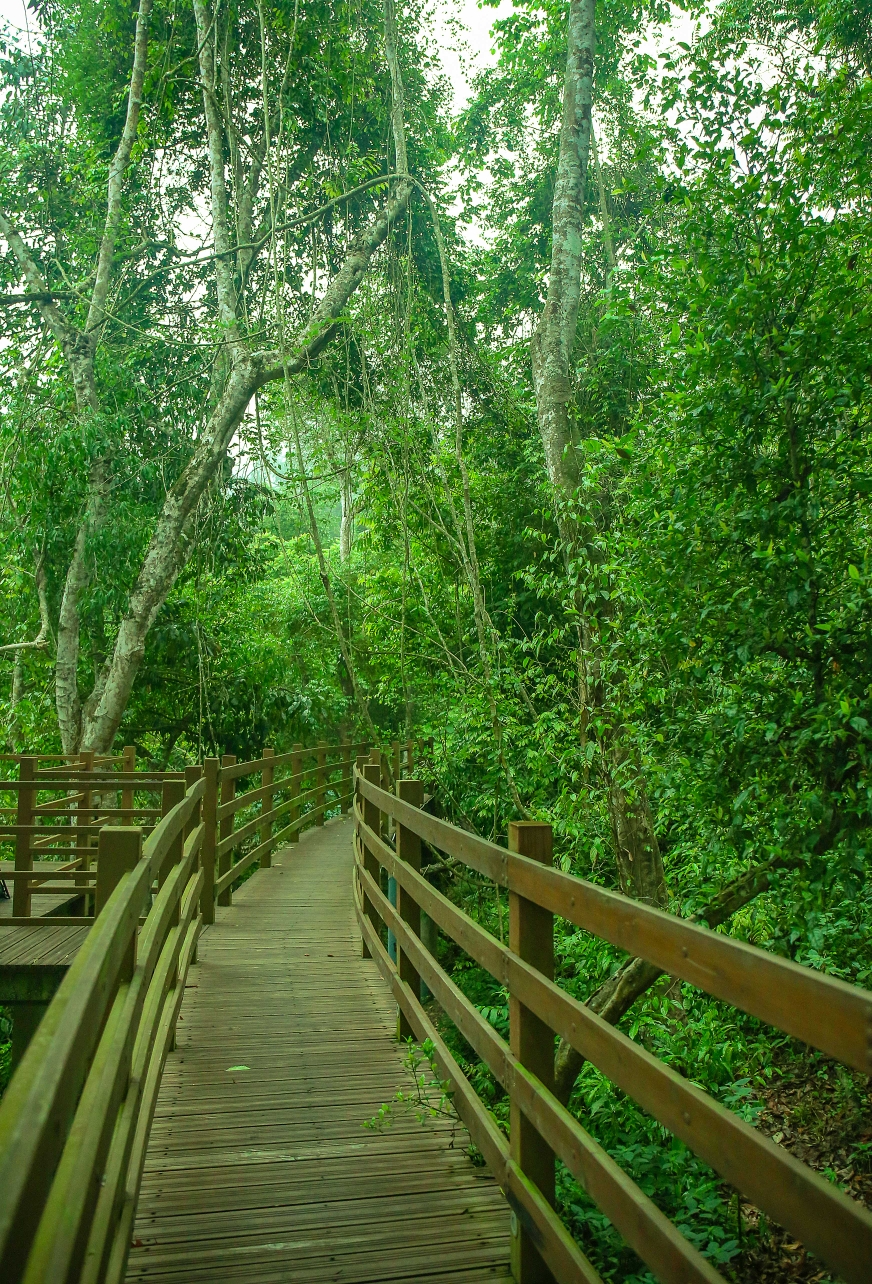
[530,0,665,897]
[340,469,354,562]
[73,0,413,752]
[529,0,670,1108]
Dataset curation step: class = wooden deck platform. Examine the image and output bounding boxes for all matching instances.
[0,860,87,922]
[127,816,512,1284]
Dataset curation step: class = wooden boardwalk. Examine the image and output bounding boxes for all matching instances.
[127,816,511,1284]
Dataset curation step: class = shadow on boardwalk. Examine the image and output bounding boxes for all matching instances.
[127,816,511,1284]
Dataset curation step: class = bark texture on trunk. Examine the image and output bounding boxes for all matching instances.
[530,0,595,494]
[0,0,153,753]
[0,0,416,755]
[530,0,675,1103]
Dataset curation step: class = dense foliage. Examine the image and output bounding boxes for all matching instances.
[1,0,871,1277]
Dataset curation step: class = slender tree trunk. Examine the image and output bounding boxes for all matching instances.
[530,0,664,898]
[529,0,671,1099]
[11,652,24,709]
[339,469,355,562]
[75,1,412,752]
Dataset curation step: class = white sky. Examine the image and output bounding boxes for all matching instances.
[0,0,38,43]
[0,0,512,107]
[0,0,698,112]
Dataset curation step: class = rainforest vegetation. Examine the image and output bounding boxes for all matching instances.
[1,0,871,1277]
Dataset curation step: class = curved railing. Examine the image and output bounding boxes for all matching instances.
[353,763,872,1284]
[0,775,205,1284]
[0,735,424,1284]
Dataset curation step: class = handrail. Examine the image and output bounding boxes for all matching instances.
[353,768,872,1284]
[356,774,872,1074]
[0,735,424,1282]
[207,740,423,906]
[0,775,205,1284]
[0,741,381,926]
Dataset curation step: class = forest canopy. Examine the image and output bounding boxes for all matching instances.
[1,0,871,1276]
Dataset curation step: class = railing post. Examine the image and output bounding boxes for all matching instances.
[371,748,388,838]
[340,740,352,814]
[96,826,142,981]
[121,744,136,823]
[13,756,35,918]
[77,749,95,908]
[185,765,203,839]
[185,765,203,960]
[218,753,236,906]
[289,742,302,843]
[160,778,186,890]
[315,743,327,826]
[260,748,275,867]
[201,757,219,925]
[361,762,384,957]
[508,820,556,1284]
[396,778,423,1040]
[392,739,401,786]
[354,756,371,958]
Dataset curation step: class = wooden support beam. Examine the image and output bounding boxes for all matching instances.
[315,743,327,826]
[201,757,219,925]
[362,762,384,956]
[260,748,274,866]
[218,754,236,906]
[355,754,370,958]
[160,778,185,891]
[121,745,136,823]
[508,820,556,1284]
[96,826,142,983]
[13,757,35,919]
[396,778,424,1040]
[289,743,302,843]
[77,749,95,910]
[184,765,203,839]
[340,740,352,815]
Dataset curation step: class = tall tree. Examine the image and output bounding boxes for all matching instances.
[0,0,421,751]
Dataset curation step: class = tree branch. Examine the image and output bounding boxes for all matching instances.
[84,0,154,341]
[0,556,51,655]
[192,0,240,339]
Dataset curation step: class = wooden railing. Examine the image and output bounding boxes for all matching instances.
[0,774,205,1284]
[353,766,872,1284]
[0,735,424,1284]
[0,739,423,925]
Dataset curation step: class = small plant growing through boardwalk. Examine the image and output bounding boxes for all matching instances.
[365,1038,457,1137]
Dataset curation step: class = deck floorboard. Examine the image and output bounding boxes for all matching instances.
[127,816,511,1284]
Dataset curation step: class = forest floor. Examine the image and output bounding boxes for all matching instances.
[727,1047,872,1282]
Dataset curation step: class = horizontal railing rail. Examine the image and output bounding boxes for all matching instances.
[0,753,195,923]
[353,766,872,1284]
[206,739,420,911]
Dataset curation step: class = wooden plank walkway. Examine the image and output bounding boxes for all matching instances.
[127,815,512,1284]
